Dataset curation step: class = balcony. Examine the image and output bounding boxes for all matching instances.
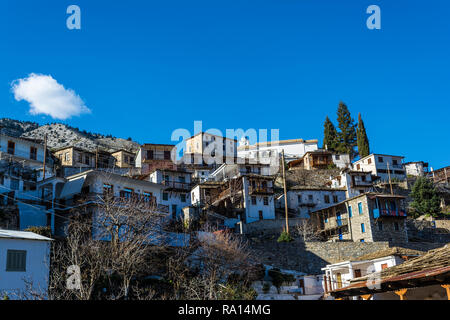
[373,208,406,218]
[322,218,348,231]
[248,185,273,195]
[161,180,190,191]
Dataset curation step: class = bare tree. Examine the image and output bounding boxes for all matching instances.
[47,189,168,300]
[167,225,260,300]
[295,219,321,242]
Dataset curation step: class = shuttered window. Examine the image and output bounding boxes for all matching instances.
[6,250,27,272]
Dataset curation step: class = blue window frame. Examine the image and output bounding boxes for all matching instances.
[358,202,363,215]
[348,205,352,218]
[361,223,365,233]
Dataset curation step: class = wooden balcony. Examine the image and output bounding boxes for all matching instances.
[161,180,190,191]
[248,185,273,195]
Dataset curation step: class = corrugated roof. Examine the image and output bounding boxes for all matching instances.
[0,229,53,241]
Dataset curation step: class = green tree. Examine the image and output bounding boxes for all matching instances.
[322,116,339,151]
[356,113,370,158]
[410,177,441,218]
[336,102,357,158]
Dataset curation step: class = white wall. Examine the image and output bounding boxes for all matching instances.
[282,189,346,218]
[242,177,275,223]
[0,238,50,299]
[0,135,45,164]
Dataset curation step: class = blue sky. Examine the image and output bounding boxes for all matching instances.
[0,0,449,168]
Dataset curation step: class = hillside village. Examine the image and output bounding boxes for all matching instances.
[0,103,449,300]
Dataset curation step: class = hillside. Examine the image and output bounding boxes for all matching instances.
[0,118,140,153]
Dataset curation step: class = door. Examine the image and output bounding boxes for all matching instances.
[354,269,362,278]
[172,205,177,220]
[336,273,342,289]
[258,210,263,220]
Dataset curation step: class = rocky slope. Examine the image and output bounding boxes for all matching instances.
[0,118,140,153]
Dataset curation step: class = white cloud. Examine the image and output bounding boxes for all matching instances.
[12,73,91,120]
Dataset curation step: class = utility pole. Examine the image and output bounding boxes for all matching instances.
[281,150,289,234]
[96,147,99,170]
[42,134,47,180]
[41,134,47,202]
[387,161,393,195]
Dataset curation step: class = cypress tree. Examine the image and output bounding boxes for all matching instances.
[336,102,357,158]
[411,177,442,218]
[356,113,370,158]
[322,116,339,151]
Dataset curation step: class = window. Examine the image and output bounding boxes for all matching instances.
[164,151,171,160]
[381,263,388,270]
[361,223,365,233]
[147,150,154,159]
[178,176,186,183]
[354,269,362,278]
[30,146,37,160]
[7,141,15,155]
[368,158,372,164]
[358,202,363,215]
[324,195,330,204]
[10,178,19,191]
[84,155,90,165]
[333,195,338,203]
[259,210,263,220]
[180,194,186,202]
[65,152,70,162]
[6,250,26,272]
[163,192,168,201]
[143,191,153,203]
[103,184,114,196]
[393,159,398,165]
[356,164,360,170]
[348,205,352,218]
[263,197,269,206]
[378,156,384,163]
[360,239,365,243]
[335,154,340,160]
[121,188,134,199]
[361,175,366,182]
[308,195,313,201]
[378,221,383,231]
[394,222,399,231]
[297,195,302,203]
[251,196,256,205]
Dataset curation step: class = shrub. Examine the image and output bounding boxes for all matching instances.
[277,231,293,243]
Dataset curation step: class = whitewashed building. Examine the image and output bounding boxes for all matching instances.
[276,186,347,219]
[238,138,318,163]
[352,154,406,182]
[0,229,52,299]
[146,169,192,219]
[330,169,375,199]
[403,161,429,177]
[322,247,423,298]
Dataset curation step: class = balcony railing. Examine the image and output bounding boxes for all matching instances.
[373,208,406,218]
[248,186,273,194]
[161,180,190,190]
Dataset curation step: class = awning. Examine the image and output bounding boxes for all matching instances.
[59,177,86,199]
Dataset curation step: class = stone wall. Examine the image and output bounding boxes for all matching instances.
[249,239,446,275]
[241,218,305,235]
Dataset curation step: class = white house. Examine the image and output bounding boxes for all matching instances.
[352,154,406,182]
[403,161,429,177]
[238,138,318,163]
[329,169,375,199]
[146,169,192,219]
[0,229,52,299]
[54,170,170,236]
[322,247,423,298]
[276,186,347,219]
